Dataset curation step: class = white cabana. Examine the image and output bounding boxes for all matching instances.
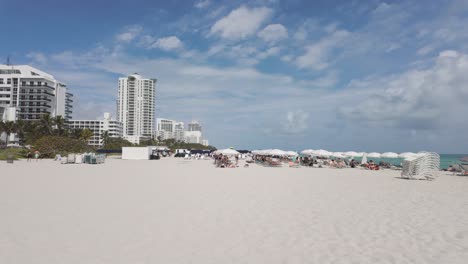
[367,152,381,158]
[381,152,399,158]
[215,149,240,155]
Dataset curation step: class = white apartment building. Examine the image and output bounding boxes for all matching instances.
[156,118,185,141]
[185,130,203,144]
[117,73,156,144]
[188,120,202,132]
[0,65,73,122]
[68,113,123,147]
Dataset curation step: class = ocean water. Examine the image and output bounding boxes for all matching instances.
[353,154,467,170]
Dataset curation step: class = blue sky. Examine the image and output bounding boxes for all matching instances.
[2,0,468,152]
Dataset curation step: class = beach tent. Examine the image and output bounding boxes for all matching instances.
[382,152,399,158]
[367,152,381,158]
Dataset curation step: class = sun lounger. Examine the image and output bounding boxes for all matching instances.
[401,152,440,180]
[288,161,300,168]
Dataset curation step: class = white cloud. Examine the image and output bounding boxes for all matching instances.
[116,25,143,42]
[210,6,272,40]
[282,110,310,134]
[258,24,288,43]
[256,46,280,60]
[151,36,183,51]
[295,29,350,70]
[195,0,210,9]
[26,52,47,64]
[339,50,468,130]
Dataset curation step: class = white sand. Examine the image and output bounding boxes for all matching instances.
[1,158,468,264]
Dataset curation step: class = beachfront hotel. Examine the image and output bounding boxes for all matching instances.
[156,118,185,141]
[68,112,123,147]
[0,65,73,122]
[117,73,156,144]
[156,118,210,146]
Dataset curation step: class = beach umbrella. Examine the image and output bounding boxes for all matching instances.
[314,149,331,157]
[381,152,399,158]
[301,149,315,155]
[286,151,298,156]
[344,151,359,157]
[217,149,240,155]
[367,152,381,158]
[331,152,346,159]
[361,153,368,164]
[459,156,468,163]
[398,152,417,159]
[269,149,287,156]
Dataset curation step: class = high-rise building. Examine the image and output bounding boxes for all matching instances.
[68,113,123,147]
[156,118,185,141]
[117,73,156,144]
[188,120,202,132]
[0,65,73,122]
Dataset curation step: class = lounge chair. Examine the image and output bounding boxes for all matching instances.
[288,161,300,168]
[401,152,440,180]
[453,164,468,176]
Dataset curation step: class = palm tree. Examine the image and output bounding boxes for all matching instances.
[14,119,26,144]
[53,115,66,136]
[1,121,17,146]
[102,130,110,147]
[79,129,94,143]
[0,121,5,146]
[39,114,54,136]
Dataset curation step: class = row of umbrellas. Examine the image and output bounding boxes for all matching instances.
[301,149,425,159]
[214,148,427,160]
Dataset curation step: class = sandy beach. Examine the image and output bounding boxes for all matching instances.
[1,158,468,263]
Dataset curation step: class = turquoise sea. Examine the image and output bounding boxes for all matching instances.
[348,154,467,170]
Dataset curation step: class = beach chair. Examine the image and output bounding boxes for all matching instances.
[454,164,468,176]
[288,161,300,168]
[67,153,76,164]
[401,152,440,180]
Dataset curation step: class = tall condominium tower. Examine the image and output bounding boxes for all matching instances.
[0,65,73,122]
[117,73,156,144]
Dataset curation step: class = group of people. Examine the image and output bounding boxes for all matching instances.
[213,154,240,168]
[26,150,40,162]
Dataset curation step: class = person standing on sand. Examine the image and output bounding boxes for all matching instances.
[27,151,32,162]
[34,150,40,162]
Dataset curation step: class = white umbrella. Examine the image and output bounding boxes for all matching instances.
[398,152,417,159]
[381,152,399,158]
[312,149,330,156]
[361,153,368,164]
[331,152,346,159]
[269,149,287,156]
[344,151,359,157]
[216,149,240,155]
[286,151,298,156]
[367,152,381,158]
[301,149,315,155]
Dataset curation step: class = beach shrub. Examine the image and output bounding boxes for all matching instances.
[0,147,28,160]
[34,136,93,158]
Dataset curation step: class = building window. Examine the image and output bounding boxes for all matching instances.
[7,79,11,84]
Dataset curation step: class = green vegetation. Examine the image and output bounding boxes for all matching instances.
[1,114,217,157]
[0,148,28,160]
[34,136,93,158]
